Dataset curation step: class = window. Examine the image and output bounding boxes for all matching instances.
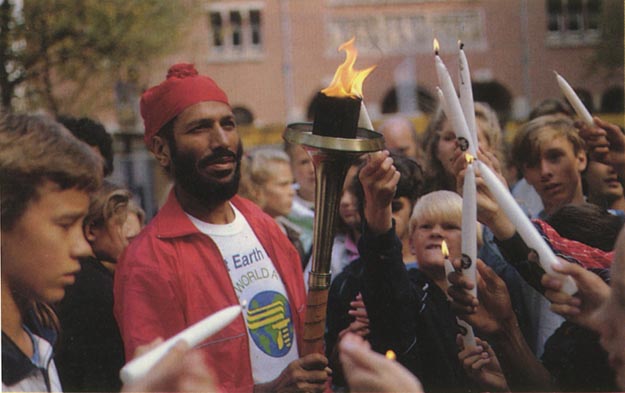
[546,0,601,46]
[207,2,264,62]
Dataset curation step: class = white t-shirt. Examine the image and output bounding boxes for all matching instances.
[187,205,299,384]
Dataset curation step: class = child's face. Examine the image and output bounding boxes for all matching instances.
[1,181,91,304]
[435,122,457,176]
[522,134,586,214]
[410,215,461,271]
[260,161,295,218]
[290,145,316,200]
[392,197,413,242]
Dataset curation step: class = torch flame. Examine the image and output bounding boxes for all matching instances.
[441,240,449,258]
[465,154,474,164]
[321,37,376,98]
[433,38,440,55]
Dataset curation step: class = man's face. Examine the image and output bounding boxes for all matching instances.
[169,101,243,205]
[1,181,92,304]
[585,160,624,206]
[383,125,419,161]
[522,134,586,215]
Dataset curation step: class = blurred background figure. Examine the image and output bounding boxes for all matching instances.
[58,116,115,177]
[284,141,316,261]
[240,147,307,265]
[56,180,138,392]
[422,102,503,194]
[378,115,424,164]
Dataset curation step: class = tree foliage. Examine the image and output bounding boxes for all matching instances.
[590,0,624,77]
[1,0,194,113]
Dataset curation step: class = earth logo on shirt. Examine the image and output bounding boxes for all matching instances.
[246,291,294,357]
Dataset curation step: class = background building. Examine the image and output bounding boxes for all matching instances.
[105,0,623,215]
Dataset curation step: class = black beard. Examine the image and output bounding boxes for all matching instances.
[172,143,243,205]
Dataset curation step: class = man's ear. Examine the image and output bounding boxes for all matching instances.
[84,222,97,243]
[576,149,588,173]
[150,135,172,169]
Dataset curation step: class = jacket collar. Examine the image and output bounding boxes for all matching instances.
[154,189,248,239]
[2,309,56,386]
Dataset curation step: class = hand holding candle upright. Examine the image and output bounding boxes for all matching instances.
[555,71,593,126]
[434,39,476,157]
[461,155,477,298]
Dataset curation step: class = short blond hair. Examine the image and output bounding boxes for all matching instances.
[239,147,291,202]
[409,190,482,246]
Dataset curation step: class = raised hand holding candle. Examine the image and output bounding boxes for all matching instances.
[476,161,577,294]
[120,305,242,384]
[555,71,593,126]
[434,39,476,157]
[442,241,477,348]
[461,155,477,298]
[458,42,478,149]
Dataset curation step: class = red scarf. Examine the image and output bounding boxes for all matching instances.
[533,220,613,269]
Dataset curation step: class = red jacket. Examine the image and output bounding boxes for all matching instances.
[114,191,306,392]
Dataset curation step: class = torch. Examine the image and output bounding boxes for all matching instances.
[283,38,384,355]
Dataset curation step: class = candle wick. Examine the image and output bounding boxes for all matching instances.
[459,41,464,50]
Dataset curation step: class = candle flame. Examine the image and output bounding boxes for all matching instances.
[321,37,376,98]
[441,240,449,258]
[433,38,440,55]
[465,154,474,164]
[385,350,396,360]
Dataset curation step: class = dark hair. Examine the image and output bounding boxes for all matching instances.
[528,99,572,120]
[546,203,624,251]
[58,116,114,176]
[0,113,102,231]
[354,153,425,220]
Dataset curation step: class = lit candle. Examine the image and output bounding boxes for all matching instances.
[461,155,477,298]
[434,39,476,157]
[555,71,593,126]
[476,161,578,294]
[120,305,242,384]
[385,350,397,361]
[458,41,478,149]
[442,240,477,348]
[358,101,374,131]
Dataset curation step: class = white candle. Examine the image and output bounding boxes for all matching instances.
[458,42,478,149]
[120,305,242,384]
[555,71,593,126]
[442,241,477,348]
[434,44,476,157]
[358,100,374,131]
[476,161,578,295]
[461,159,477,298]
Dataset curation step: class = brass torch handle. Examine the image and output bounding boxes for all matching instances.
[301,287,329,356]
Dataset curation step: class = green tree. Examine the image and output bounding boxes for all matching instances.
[590,0,624,76]
[0,0,195,113]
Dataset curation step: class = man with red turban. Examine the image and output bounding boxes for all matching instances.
[114,63,329,392]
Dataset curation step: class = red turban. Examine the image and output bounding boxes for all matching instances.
[140,63,230,145]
